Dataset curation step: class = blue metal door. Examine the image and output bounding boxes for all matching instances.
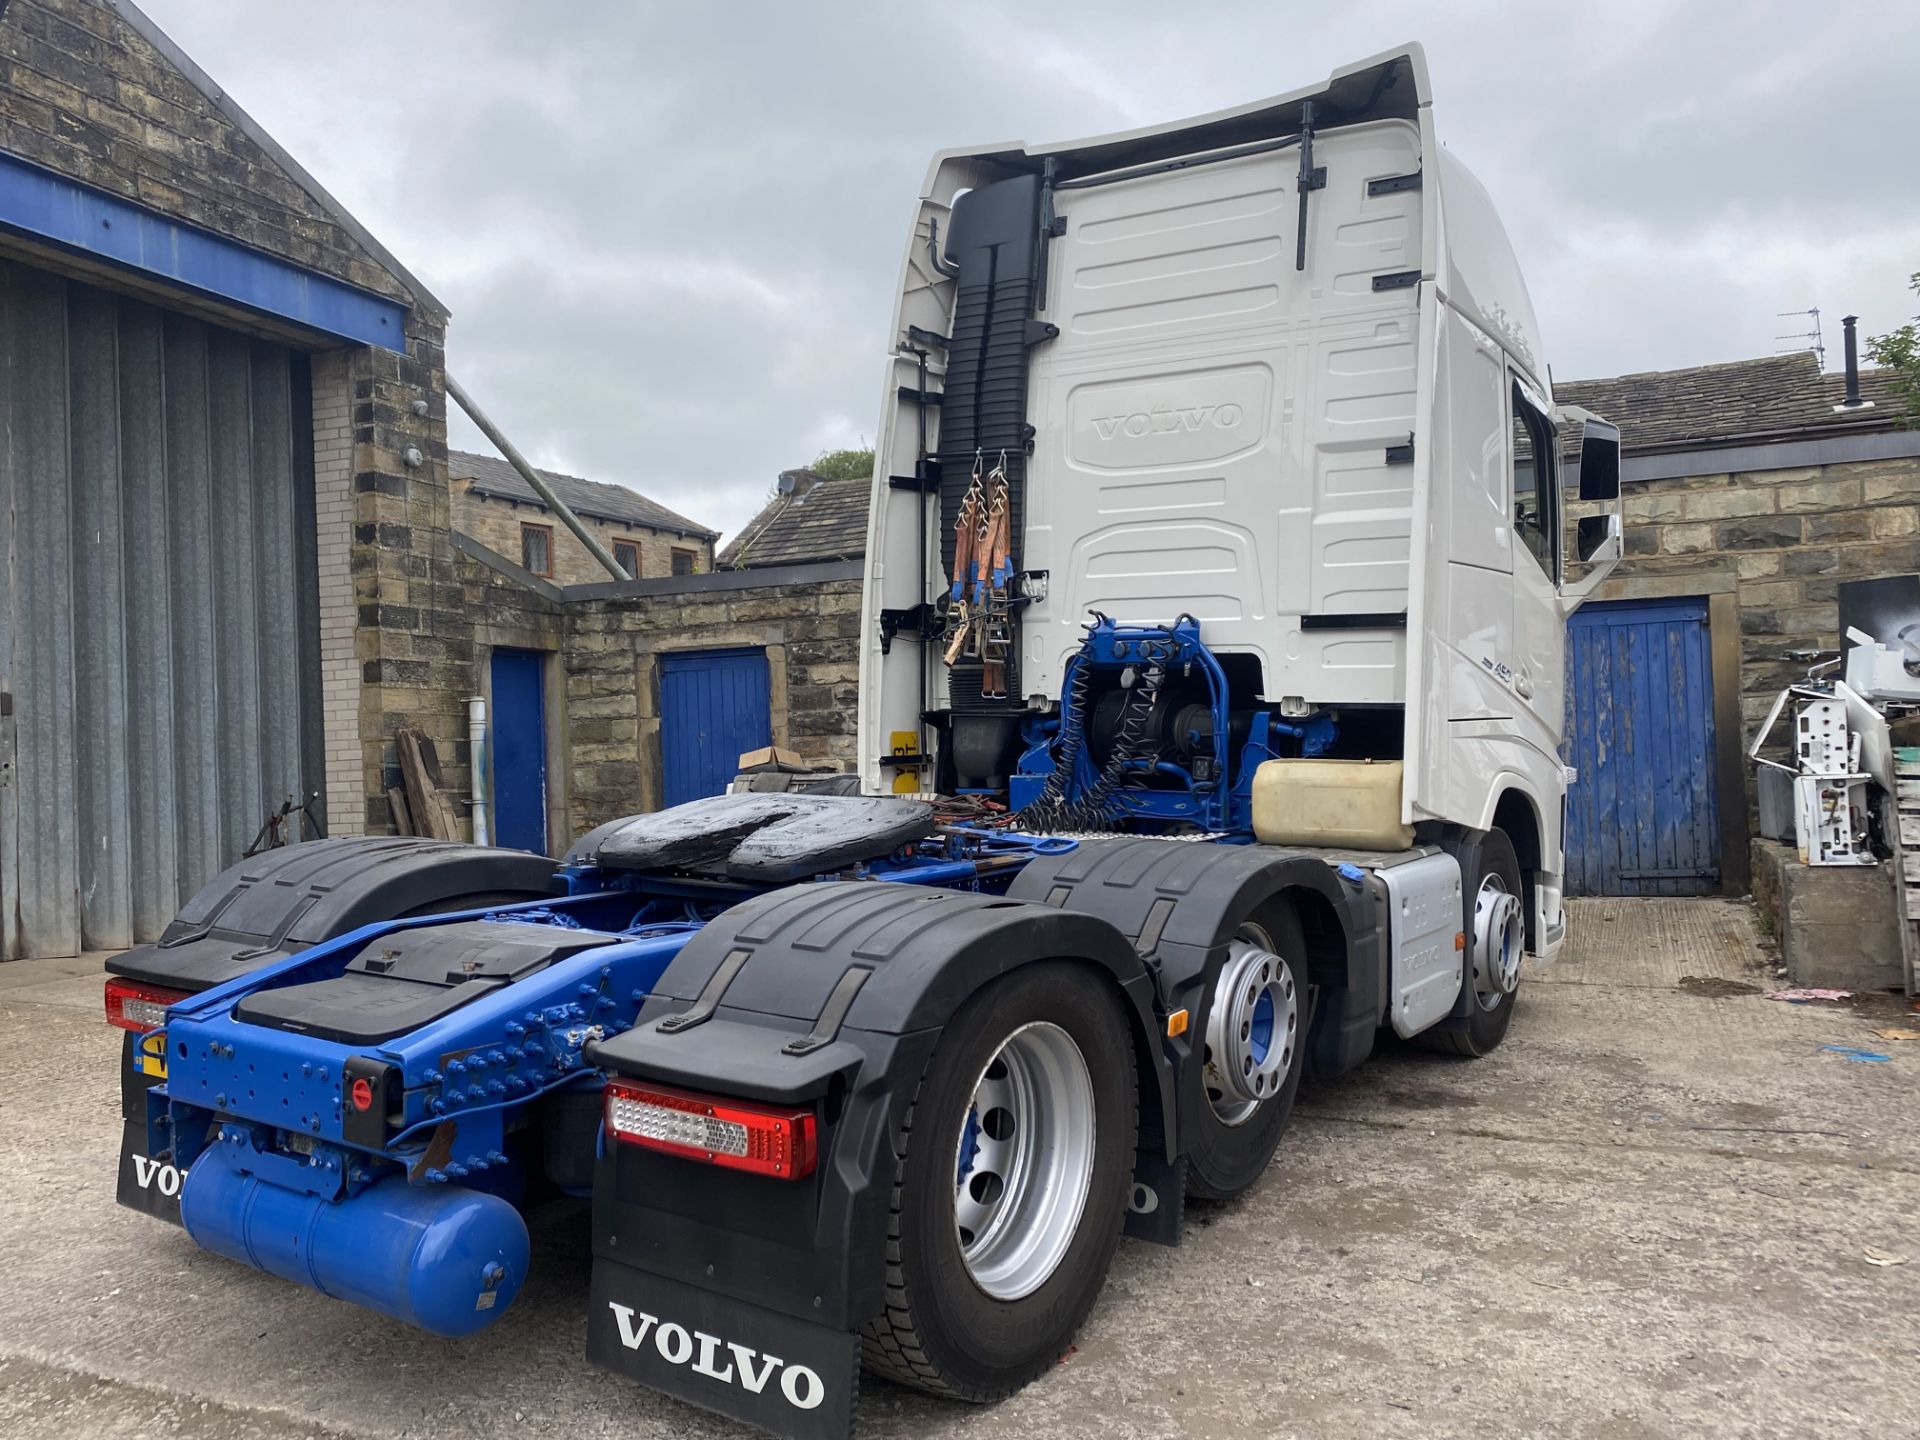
[659,648,771,807]
[489,649,548,853]
[1564,597,1720,896]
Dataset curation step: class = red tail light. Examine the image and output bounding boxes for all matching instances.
[104,978,189,1033]
[604,1079,817,1180]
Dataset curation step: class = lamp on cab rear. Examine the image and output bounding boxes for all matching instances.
[104,978,188,1033]
[603,1079,817,1179]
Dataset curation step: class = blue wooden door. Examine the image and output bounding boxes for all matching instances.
[659,648,771,807]
[1564,598,1719,896]
[489,648,548,853]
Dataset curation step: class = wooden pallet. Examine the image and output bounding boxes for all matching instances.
[395,728,462,841]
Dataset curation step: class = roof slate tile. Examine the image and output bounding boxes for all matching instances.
[449,449,717,538]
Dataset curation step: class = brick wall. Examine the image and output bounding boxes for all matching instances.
[350,323,487,834]
[453,483,712,585]
[0,0,411,304]
[1601,454,1920,742]
[0,0,481,839]
[311,350,362,835]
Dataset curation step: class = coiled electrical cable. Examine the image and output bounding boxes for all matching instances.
[1018,625,1177,833]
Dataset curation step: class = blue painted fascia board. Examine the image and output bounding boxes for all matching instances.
[0,149,410,351]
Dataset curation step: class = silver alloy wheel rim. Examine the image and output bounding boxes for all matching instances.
[952,1021,1096,1302]
[1203,926,1298,1128]
[1470,873,1524,1011]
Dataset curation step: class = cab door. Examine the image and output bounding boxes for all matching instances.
[1508,375,1565,754]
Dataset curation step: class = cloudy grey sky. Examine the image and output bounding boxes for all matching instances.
[142,0,1920,544]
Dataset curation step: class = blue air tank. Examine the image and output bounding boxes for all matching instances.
[180,1141,530,1337]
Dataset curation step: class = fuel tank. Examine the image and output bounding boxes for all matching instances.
[180,1141,530,1337]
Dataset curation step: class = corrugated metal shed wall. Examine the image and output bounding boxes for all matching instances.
[0,259,323,959]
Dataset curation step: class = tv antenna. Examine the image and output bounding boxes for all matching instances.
[1776,307,1826,368]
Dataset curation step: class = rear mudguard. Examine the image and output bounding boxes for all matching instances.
[109,836,560,994]
[1008,836,1384,1094]
[1005,839,1380,1239]
[112,837,558,1225]
[582,880,1147,1437]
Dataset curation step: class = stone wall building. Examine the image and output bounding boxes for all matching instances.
[0,0,473,956]
[452,462,875,845]
[0,0,874,960]
[1558,353,1913,740]
[450,450,715,584]
[452,544,863,849]
[1554,351,1917,894]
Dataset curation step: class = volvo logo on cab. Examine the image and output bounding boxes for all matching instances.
[1090,403,1244,440]
[607,1302,826,1411]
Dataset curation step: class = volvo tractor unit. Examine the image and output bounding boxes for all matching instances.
[105,44,1621,1440]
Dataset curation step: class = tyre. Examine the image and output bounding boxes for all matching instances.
[1418,826,1524,1057]
[860,962,1137,1400]
[1185,901,1310,1201]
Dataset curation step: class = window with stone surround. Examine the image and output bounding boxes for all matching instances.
[614,539,641,578]
[671,547,698,576]
[521,522,555,577]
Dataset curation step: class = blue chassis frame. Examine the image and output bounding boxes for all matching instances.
[149,618,1328,1207]
[149,830,1078,1209]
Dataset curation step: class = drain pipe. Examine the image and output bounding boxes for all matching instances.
[468,695,491,847]
[445,374,630,581]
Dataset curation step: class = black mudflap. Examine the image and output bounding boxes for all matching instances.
[1124,1148,1186,1247]
[117,1030,185,1226]
[116,1118,185,1226]
[588,1259,859,1440]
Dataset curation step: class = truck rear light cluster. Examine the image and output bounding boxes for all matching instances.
[603,1079,817,1179]
[104,978,189,1033]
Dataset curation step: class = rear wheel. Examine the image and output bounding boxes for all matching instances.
[1418,827,1524,1057]
[860,962,1136,1400]
[1184,902,1310,1201]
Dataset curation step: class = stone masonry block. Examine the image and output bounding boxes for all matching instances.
[1750,839,1904,992]
[1680,488,1776,522]
[1776,478,1863,514]
[1659,523,1715,555]
[1716,517,1803,550]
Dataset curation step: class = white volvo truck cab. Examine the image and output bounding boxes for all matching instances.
[858,43,1622,971]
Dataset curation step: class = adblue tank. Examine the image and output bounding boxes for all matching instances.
[180,1138,529,1337]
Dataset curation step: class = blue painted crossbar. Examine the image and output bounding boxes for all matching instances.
[0,149,409,351]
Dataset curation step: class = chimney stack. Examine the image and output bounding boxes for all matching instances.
[1834,314,1873,413]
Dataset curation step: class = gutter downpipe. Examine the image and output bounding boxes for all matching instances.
[445,374,630,581]
[468,695,491,848]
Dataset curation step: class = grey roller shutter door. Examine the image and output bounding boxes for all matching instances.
[0,259,323,959]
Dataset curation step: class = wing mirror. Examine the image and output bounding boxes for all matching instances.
[1577,416,1621,502]
[1554,406,1623,609]
[1576,513,1621,564]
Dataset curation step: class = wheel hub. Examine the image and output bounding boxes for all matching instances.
[1470,874,1524,1010]
[952,1021,1096,1301]
[1203,936,1297,1127]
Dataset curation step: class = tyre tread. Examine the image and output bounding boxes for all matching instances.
[858,974,1137,1401]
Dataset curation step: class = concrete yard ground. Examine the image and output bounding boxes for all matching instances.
[2,898,1917,1439]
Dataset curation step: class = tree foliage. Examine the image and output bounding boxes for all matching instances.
[1867,272,1920,430]
[809,446,875,483]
